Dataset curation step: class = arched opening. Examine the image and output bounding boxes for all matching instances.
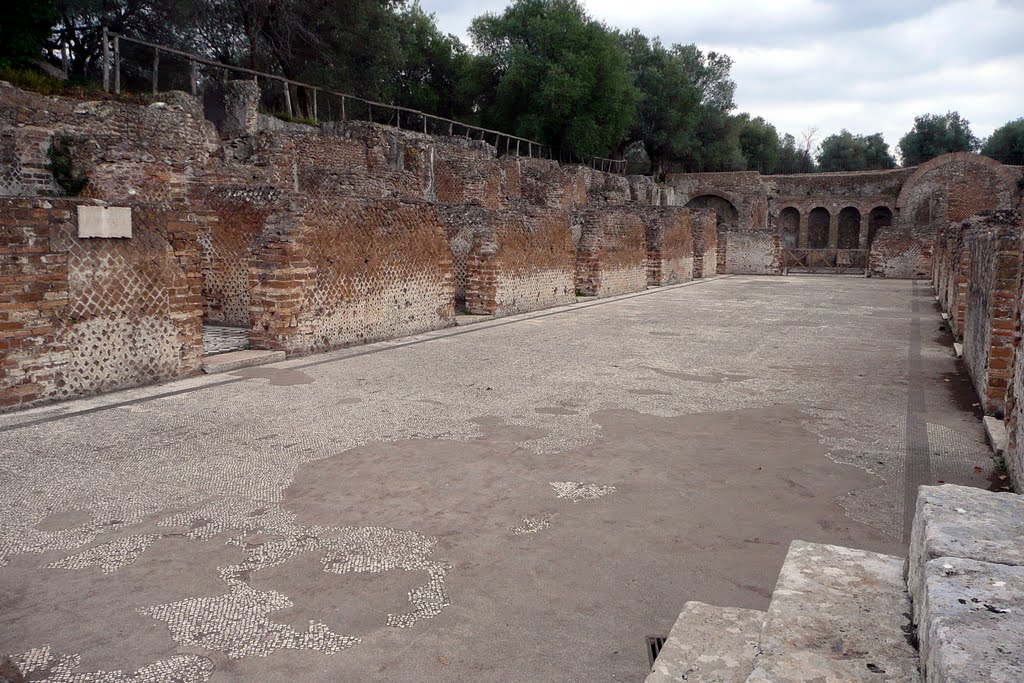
[778,207,800,248]
[837,207,861,249]
[868,207,893,248]
[808,208,830,248]
[685,194,739,229]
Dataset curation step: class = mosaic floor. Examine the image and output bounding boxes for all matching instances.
[0,277,998,681]
[202,324,250,356]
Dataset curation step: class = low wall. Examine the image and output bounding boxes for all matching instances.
[692,212,718,278]
[720,229,780,275]
[251,197,454,354]
[0,198,203,410]
[642,206,694,286]
[573,206,647,296]
[962,210,1022,416]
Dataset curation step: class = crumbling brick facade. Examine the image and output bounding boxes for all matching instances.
[642,206,695,286]
[0,198,203,410]
[692,212,718,278]
[962,210,1022,416]
[572,207,647,296]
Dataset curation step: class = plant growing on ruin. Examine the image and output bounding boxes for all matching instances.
[46,134,88,196]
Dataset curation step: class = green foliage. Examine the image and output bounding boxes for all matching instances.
[736,114,781,172]
[469,0,636,159]
[46,134,89,196]
[817,129,897,171]
[0,66,65,95]
[982,118,1024,161]
[0,0,57,68]
[778,133,815,173]
[898,112,980,167]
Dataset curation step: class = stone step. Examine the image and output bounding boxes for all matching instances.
[983,416,1007,456]
[646,601,765,683]
[918,557,1024,682]
[202,349,286,374]
[906,484,1024,681]
[746,541,920,682]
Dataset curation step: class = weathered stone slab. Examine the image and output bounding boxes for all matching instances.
[645,601,764,683]
[984,416,1007,456]
[907,485,1024,629]
[920,557,1024,682]
[953,342,963,359]
[747,541,919,682]
[202,349,286,374]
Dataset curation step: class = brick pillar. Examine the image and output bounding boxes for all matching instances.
[828,212,839,248]
[858,214,869,249]
[798,212,809,248]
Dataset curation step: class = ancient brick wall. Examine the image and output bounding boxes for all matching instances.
[962,210,1022,416]
[666,172,767,232]
[248,197,454,354]
[642,206,694,286]
[691,211,718,278]
[0,198,203,410]
[721,230,781,274]
[572,206,647,296]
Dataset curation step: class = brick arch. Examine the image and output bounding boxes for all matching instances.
[896,152,1017,215]
[808,207,830,248]
[684,193,740,228]
[837,207,861,249]
[777,206,800,248]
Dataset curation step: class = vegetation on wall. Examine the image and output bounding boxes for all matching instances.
[46,134,89,196]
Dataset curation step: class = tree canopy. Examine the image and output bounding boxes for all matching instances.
[817,130,897,172]
[898,112,980,167]
[981,118,1024,162]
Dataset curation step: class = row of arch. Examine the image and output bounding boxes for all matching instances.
[777,206,893,250]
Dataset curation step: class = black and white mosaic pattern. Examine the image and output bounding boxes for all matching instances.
[11,646,213,683]
[511,515,552,535]
[549,481,617,502]
[202,324,250,356]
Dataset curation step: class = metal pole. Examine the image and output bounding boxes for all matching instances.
[114,36,120,94]
[190,59,198,96]
[101,28,108,91]
[152,47,159,95]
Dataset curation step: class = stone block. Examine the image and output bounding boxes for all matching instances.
[747,541,919,682]
[645,601,764,683]
[202,349,286,374]
[984,416,1007,455]
[919,557,1024,682]
[907,485,1024,631]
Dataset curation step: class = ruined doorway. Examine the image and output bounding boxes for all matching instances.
[868,207,893,249]
[685,195,739,229]
[837,207,861,249]
[778,207,800,248]
[808,208,830,248]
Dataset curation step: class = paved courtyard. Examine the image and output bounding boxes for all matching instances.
[0,275,997,682]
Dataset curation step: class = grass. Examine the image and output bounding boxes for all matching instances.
[264,110,319,127]
[0,66,65,95]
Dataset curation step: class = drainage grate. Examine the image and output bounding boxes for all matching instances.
[646,635,667,668]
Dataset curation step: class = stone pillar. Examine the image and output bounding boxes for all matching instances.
[859,214,870,249]
[828,212,839,248]
[798,212,809,248]
[202,79,260,139]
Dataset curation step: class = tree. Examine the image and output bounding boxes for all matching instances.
[816,129,897,171]
[981,118,1024,162]
[469,0,636,159]
[620,30,699,171]
[735,114,780,173]
[778,133,815,173]
[392,4,476,119]
[898,112,980,167]
[0,0,58,68]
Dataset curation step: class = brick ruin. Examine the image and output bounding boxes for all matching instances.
[1,81,1023,415]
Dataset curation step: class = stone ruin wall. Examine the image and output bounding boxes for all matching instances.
[641,206,695,286]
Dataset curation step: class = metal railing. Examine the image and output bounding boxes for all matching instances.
[780,248,868,275]
[99,28,628,173]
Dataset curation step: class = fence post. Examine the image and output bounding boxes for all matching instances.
[312,88,317,122]
[449,121,453,136]
[190,59,198,96]
[282,80,292,117]
[341,96,346,123]
[152,47,159,95]
[423,115,427,135]
[114,36,120,94]
[396,110,401,129]
[101,28,108,91]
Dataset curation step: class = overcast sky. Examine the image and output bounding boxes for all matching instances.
[424,0,1024,155]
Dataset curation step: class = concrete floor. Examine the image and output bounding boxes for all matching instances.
[0,275,997,682]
